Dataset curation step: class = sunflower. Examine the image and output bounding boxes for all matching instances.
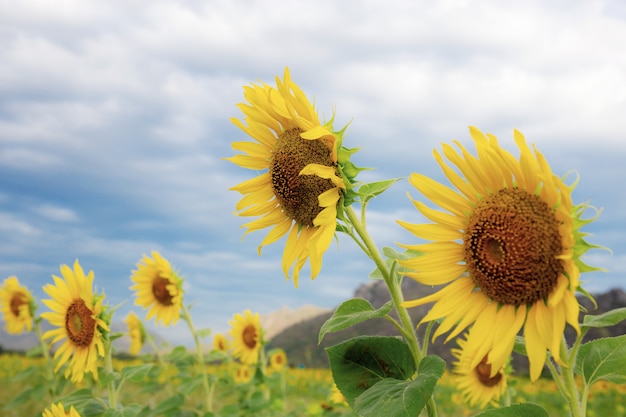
[0,276,35,335]
[124,311,145,356]
[42,402,82,417]
[229,309,262,365]
[268,348,287,372]
[398,127,601,381]
[41,260,109,383]
[225,68,350,286]
[213,333,229,352]
[451,334,507,409]
[130,251,183,327]
[233,364,253,384]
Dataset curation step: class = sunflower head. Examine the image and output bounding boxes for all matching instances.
[42,402,82,417]
[41,260,110,383]
[226,68,361,286]
[233,364,253,384]
[399,127,603,381]
[0,276,35,335]
[452,334,507,409]
[124,311,145,356]
[268,348,287,372]
[130,251,183,327]
[228,309,263,365]
[212,332,229,353]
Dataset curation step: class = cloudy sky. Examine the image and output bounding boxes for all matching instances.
[1,0,625,347]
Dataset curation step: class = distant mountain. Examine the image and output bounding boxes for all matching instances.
[260,304,331,341]
[267,280,626,373]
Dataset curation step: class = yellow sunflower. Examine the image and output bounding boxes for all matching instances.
[130,251,183,327]
[228,309,262,365]
[268,348,287,372]
[451,334,507,409]
[124,311,145,356]
[213,333,229,352]
[226,67,349,286]
[398,127,601,381]
[42,402,82,417]
[41,260,109,383]
[0,276,35,335]
[233,364,253,384]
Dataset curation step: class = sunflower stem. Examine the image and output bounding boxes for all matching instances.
[560,338,583,417]
[345,205,437,417]
[104,338,118,409]
[181,303,213,414]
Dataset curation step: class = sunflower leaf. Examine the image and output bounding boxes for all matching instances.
[353,355,445,417]
[326,336,416,408]
[472,403,549,416]
[575,334,626,385]
[121,364,155,383]
[318,298,393,344]
[357,178,403,204]
[582,307,626,330]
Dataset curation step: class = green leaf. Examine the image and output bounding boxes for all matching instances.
[473,403,549,416]
[512,335,526,356]
[58,388,97,408]
[121,364,155,383]
[319,298,393,343]
[326,336,416,407]
[353,355,445,417]
[582,307,626,330]
[575,334,626,384]
[166,345,195,367]
[103,404,143,417]
[147,394,185,417]
[196,327,212,339]
[357,178,402,203]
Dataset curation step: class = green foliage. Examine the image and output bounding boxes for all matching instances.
[318,298,393,343]
[356,178,402,205]
[582,307,626,330]
[353,355,445,417]
[473,403,549,417]
[575,334,626,385]
[326,336,416,408]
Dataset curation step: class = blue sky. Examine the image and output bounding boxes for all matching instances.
[1,0,625,346]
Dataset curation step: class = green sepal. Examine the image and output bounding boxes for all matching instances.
[473,403,549,416]
[319,298,393,343]
[575,334,626,385]
[353,355,445,417]
[326,336,416,408]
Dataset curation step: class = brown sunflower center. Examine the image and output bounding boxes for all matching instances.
[270,127,337,227]
[274,354,284,364]
[10,294,28,317]
[242,324,257,349]
[152,276,174,306]
[65,299,96,347]
[464,187,563,305]
[475,356,503,387]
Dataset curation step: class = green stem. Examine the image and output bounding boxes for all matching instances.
[345,206,437,417]
[546,358,568,399]
[34,318,51,362]
[104,339,118,409]
[560,339,583,417]
[345,206,422,364]
[145,330,174,396]
[181,304,213,414]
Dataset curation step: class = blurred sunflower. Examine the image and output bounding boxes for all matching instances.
[234,364,253,384]
[130,251,183,326]
[399,127,602,381]
[452,334,507,409]
[226,67,354,286]
[0,276,35,334]
[124,311,145,356]
[229,309,262,365]
[213,333,229,352]
[42,402,82,417]
[41,260,109,383]
[268,348,287,372]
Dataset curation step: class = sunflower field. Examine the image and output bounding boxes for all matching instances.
[2,68,626,417]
